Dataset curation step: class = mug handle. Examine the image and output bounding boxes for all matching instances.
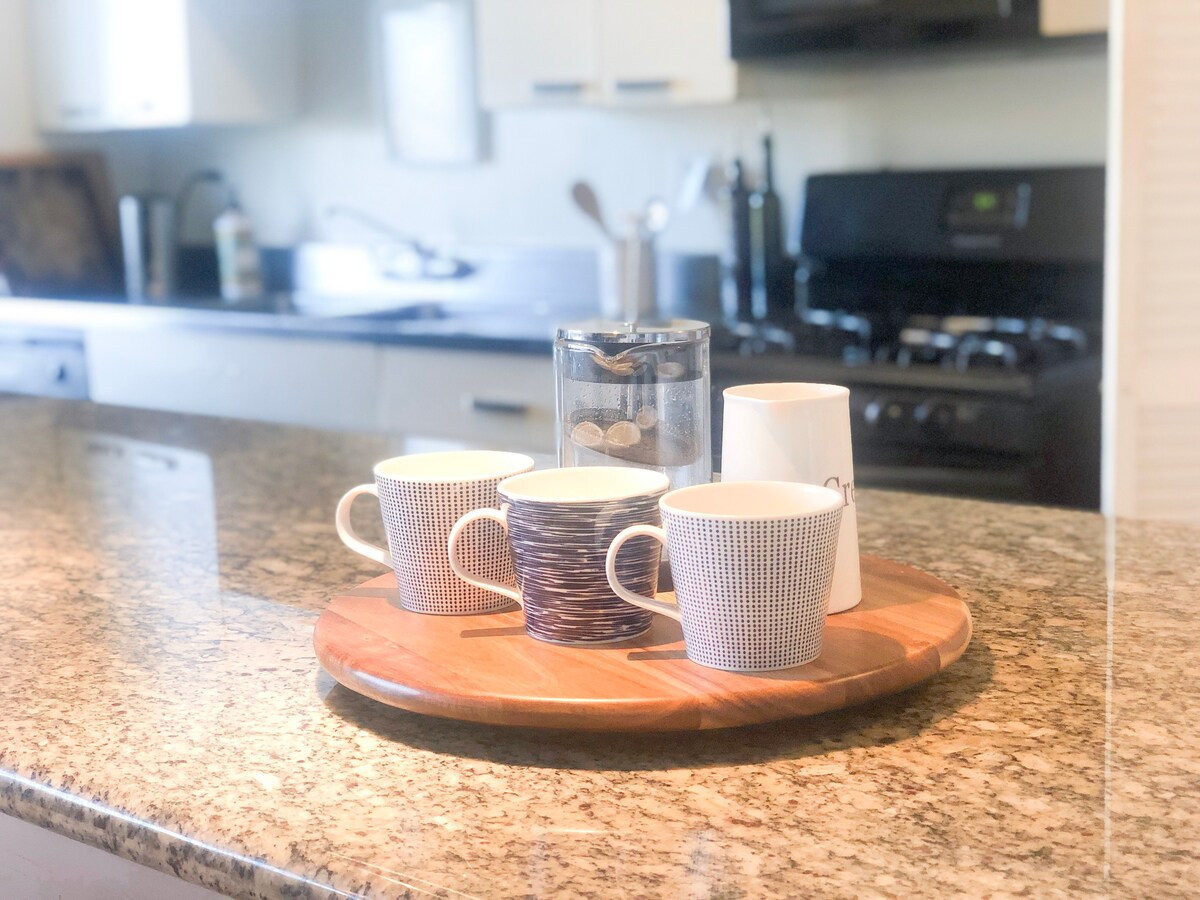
[605,525,681,621]
[335,484,392,568]
[448,505,522,606]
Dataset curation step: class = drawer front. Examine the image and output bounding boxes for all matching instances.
[378,347,556,452]
[0,331,88,399]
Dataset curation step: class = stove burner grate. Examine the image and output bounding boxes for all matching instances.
[876,316,1090,373]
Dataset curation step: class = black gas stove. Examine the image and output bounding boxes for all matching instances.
[711,166,1105,509]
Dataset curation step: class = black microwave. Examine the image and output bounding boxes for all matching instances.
[730,0,1101,59]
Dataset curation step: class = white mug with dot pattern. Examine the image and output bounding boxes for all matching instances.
[606,481,844,672]
[336,451,534,615]
[721,383,862,614]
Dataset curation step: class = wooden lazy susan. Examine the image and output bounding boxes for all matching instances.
[314,555,972,732]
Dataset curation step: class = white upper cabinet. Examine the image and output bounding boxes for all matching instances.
[30,0,298,132]
[475,0,601,107]
[475,0,736,109]
[599,0,735,106]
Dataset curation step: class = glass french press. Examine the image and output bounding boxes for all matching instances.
[554,319,712,491]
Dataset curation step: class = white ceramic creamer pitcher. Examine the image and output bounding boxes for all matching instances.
[720,383,862,614]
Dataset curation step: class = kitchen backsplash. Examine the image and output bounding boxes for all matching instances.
[0,0,1107,253]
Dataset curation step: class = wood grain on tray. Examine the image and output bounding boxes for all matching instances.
[314,554,973,731]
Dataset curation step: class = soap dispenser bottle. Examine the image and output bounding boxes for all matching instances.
[213,190,263,301]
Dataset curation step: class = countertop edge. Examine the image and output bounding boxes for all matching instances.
[0,769,353,900]
[0,297,557,355]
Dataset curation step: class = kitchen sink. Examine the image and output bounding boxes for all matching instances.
[290,242,599,319]
[337,302,450,322]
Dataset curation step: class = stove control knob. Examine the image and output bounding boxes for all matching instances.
[914,401,956,430]
[864,398,908,426]
[863,399,883,427]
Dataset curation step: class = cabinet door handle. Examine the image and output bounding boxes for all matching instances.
[468,397,530,416]
[612,79,673,93]
[530,80,588,96]
[60,104,101,119]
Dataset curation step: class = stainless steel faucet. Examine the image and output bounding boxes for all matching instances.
[323,205,472,280]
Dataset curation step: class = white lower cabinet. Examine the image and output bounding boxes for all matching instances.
[377,345,556,453]
[0,813,223,900]
[87,328,381,431]
[85,327,556,448]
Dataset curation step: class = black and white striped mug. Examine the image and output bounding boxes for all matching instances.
[449,467,669,645]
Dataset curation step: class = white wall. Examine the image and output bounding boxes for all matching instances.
[2,0,1108,253]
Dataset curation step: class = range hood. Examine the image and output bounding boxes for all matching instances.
[729,0,1107,60]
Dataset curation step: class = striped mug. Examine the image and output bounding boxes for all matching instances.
[449,467,668,645]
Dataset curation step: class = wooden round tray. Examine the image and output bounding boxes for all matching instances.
[314,555,972,732]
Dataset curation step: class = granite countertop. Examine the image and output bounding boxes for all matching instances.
[1,397,1197,898]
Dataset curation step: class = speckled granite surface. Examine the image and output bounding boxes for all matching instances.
[0,396,1197,899]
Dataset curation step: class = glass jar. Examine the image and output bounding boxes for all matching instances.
[555,319,712,490]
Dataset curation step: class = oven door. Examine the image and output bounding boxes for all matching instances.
[710,357,1100,510]
[730,0,1041,58]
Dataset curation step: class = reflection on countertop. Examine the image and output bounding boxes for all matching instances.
[0,396,1198,898]
[0,292,572,354]
[0,244,617,355]
[0,245,728,356]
